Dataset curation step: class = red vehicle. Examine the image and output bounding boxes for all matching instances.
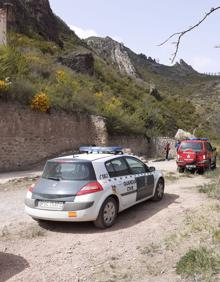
[176,139,217,173]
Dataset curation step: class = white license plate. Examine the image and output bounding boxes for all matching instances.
[38,201,63,210]
[186,165,196,169]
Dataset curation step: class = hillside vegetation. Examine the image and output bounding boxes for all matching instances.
[0,0,220,140]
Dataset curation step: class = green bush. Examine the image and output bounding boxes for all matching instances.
[0,46,28,78]
[176,248,220,278]
[8,78,36,104]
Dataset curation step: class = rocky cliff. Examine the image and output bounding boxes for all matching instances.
[0,0,81,47]
[86,36,137,77]
[86,36,198,80]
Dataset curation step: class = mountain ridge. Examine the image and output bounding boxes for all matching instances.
[86,36,198,80]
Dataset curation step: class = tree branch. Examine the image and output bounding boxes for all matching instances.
[159,6,220,63]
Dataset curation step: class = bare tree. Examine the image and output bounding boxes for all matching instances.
[159,6,220,63]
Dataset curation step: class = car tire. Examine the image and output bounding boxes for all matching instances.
[208,160,212,171]
[178,167,185,173]
[152,179,164,201]
[94,197,118,229]
[197,167,204,175]
[212,158,216,169]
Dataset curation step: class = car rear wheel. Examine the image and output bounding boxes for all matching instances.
[152,179,164,201]
[178,167,185,173]
[208,160,212,170]
[212,158,216,169]
[197,167,204,175]
[94,197,118,229]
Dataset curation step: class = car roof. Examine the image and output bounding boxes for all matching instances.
[50,153,132,163]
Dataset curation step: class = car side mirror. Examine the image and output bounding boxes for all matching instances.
[149,166,155,172]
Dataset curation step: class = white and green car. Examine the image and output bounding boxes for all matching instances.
[25,147,165,228]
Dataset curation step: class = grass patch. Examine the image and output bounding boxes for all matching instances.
[213,229,220,243]
[0,223,46,240]
[165,172,179,181]
[204,167,220,179]
[19,224,46,239]
[176,247,220,279]
[199,182,220,199]
[139,242,161,256]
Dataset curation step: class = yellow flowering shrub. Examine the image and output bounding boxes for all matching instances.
[0,78,11,98]
[0,80,8,92]
[31,92,50,112]
[56,70,66,84]
[95,91,105,98]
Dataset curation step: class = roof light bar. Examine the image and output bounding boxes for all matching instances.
[79,146,123,154]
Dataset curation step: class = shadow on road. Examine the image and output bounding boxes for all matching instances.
[38,193,179,234]
[152,158,175,162]
[0,253,29,282]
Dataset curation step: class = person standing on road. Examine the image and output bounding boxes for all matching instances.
[165,142,171,160]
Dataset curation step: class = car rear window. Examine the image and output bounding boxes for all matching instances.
[180,142,202,152]
[42,161,96,181]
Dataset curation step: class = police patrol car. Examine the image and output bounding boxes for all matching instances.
[25,147,165,228]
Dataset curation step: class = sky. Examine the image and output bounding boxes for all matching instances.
[49,0,220,73]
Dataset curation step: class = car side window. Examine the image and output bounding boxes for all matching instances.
[105,162,115,177]
[125,157,146,174]
[205,142,213,152]
[105,158,130,177]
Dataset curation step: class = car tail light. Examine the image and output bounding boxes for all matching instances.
[77,182,103,196]
[196,152,206,161]
[28,183,35,192]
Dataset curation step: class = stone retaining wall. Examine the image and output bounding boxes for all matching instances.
[0,102,176,171]
[0,102,106,171]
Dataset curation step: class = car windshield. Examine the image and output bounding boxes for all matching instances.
[180,142,202,152]
[42,161,95,181]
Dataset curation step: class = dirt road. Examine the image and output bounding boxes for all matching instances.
[0,160,218,282]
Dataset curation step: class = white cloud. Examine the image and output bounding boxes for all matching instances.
[69,25,98,39]
[69,24,123,43]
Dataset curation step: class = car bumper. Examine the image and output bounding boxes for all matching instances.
[25,205,98,222]
[176,160,209,168]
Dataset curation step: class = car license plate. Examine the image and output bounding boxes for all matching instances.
[38,201,63,210]
[186,165,196,169]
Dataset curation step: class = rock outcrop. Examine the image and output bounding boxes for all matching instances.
[86,36,198,80]
[58,52,94,75]
[174,59,197,75]
[0,0,80,47]
[86,36,137,77]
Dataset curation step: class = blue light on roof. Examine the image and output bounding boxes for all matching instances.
[79,146,123,154]
[187,138,209,141]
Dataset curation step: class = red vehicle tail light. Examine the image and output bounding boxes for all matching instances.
[28,183,35,192]
[196,152,206,161]
[77,182,103,196]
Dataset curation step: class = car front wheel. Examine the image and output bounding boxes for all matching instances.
[94,197,118,229]
[152,179,164,201]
